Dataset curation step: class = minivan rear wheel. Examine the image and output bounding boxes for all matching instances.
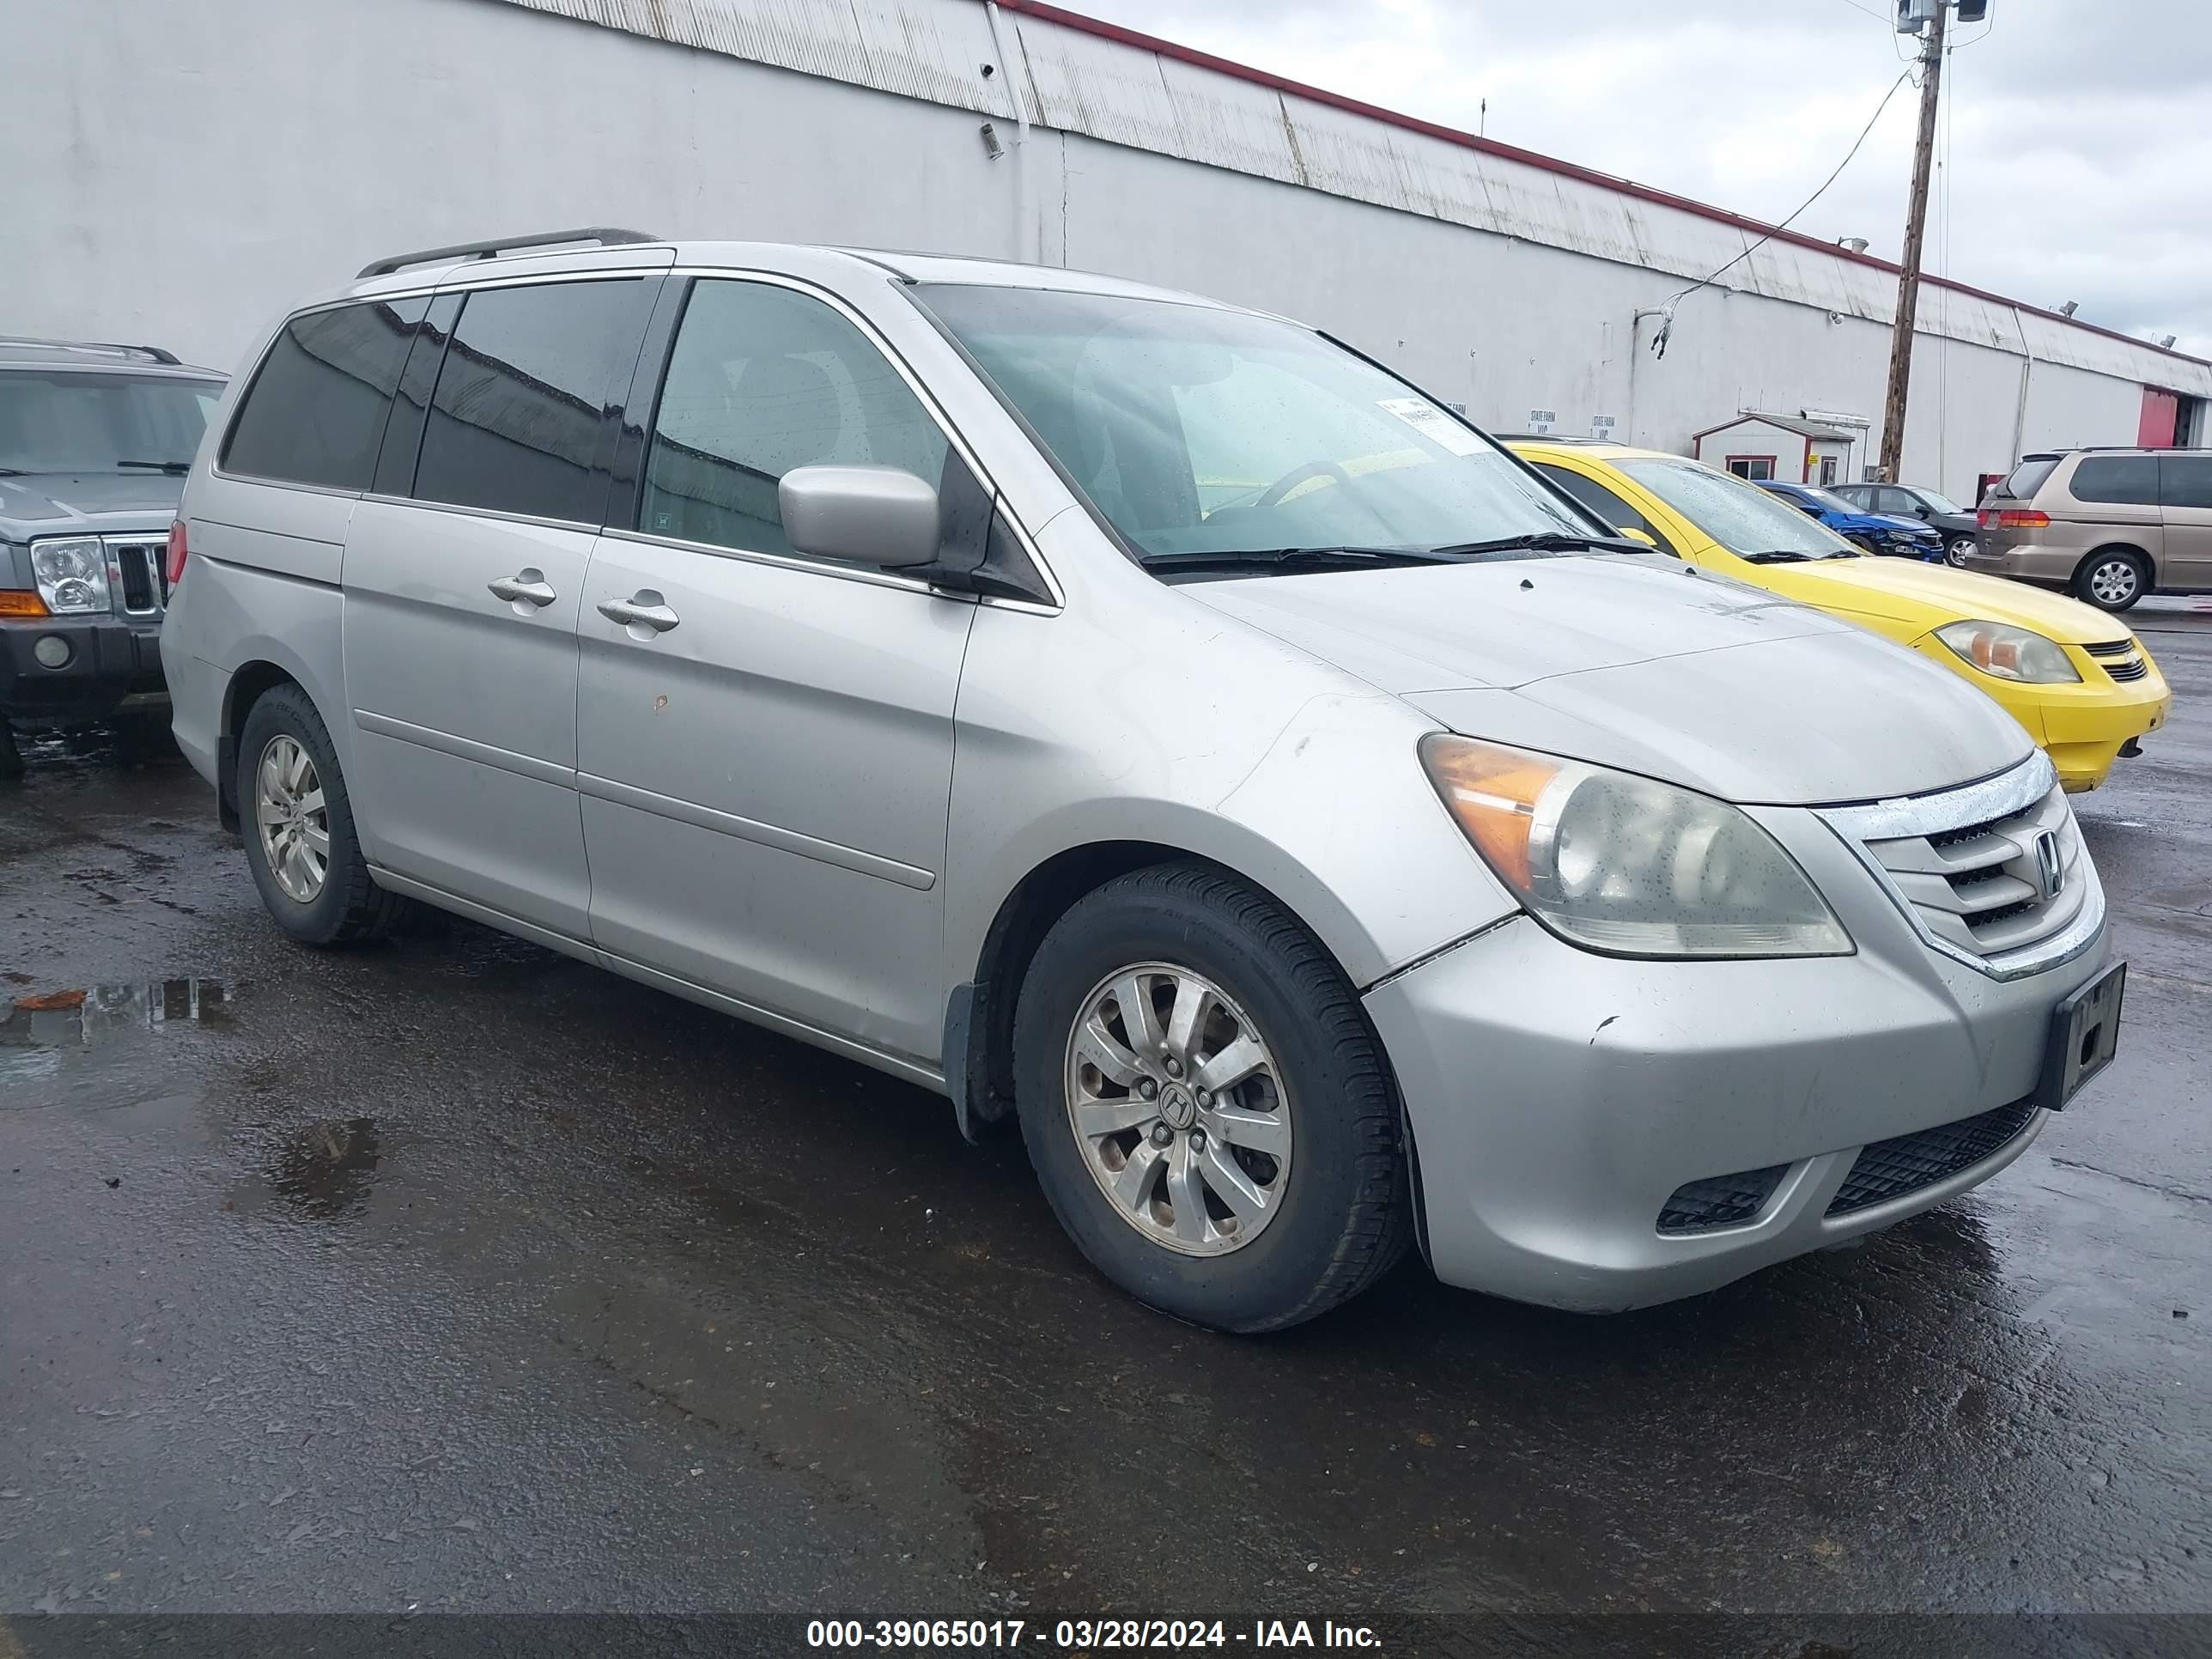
[1012,862,1410,1332]
[2074,549,2149,611]
[237,684,407,945]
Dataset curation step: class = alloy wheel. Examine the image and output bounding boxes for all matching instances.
[1946,536,1973,568]
[1063,962,1292,1256]
[255,734,330,903]
[2088,558,2139,606]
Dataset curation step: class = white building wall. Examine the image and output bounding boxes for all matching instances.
[9,0,2208,506]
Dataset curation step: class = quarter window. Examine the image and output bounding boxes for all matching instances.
[2069,455,2159,506]
[641,279,950,561]
[2160,455,2212,509]
[222,299,425,490]
[412,279,653,524]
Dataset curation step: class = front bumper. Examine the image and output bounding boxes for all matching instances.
[0,615,166,721]
[1905,637,2173,793]
[1366,837,2109,1312]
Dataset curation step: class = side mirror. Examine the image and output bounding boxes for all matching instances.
[778,465,941,568]
[1615,526,1657,548]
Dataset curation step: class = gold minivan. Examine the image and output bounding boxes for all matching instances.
[1968,447,2212,612]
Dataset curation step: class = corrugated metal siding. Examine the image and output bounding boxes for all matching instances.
[487,0,2212,398]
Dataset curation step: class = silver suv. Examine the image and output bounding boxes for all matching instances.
[163,233,2124,1328]
[0,337,226,773]
[1967,447,2212,611]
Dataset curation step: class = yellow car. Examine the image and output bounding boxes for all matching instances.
[1509,440,2172,792]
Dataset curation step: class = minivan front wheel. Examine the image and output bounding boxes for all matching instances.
[1012,863,1410,1332]
[237,684,407,945]
[2075,549,2150,611]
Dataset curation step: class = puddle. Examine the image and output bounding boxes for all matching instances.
[228,1118,384,1222]
[0,979,233,1058]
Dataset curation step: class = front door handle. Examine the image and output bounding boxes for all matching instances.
[597,592,681,635]
[488,569,558,607]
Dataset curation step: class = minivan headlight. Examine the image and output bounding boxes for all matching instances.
[1934,620,2080,684]
[29,538,111,616]
[1419,735,1851,959]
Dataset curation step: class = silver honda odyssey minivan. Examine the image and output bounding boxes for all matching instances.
[164,231,2125,1330]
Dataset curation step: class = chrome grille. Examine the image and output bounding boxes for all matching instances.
[1820,757,2101,979]
[2083,638,2148,683]
[105,537,168,617]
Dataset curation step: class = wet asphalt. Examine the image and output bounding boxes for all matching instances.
[1,604,2208,1644]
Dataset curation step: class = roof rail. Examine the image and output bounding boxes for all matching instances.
[0,335,181,365]
[356,228,661,280]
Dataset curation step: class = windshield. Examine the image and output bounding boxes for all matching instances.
[0,371,222,476]
[911,285,1595,562]
[1915,489,1963,514]
[1620,459,1858,560]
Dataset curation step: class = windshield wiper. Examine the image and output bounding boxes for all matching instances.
[1425,531,1654,558]
[115,459,192,475]
[1740,550,1816,565]
[1140,545,1463,572]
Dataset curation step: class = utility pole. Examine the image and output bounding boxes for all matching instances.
[1877,1,1948,483]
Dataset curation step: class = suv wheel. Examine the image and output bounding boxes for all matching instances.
[1012,862,1411,1333]
[2074,549,2150,612]
[237,684,407,945]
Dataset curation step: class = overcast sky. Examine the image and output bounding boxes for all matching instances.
[1070,0,2211,359]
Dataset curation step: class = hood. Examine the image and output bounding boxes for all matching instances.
[1759,556,2130,643]
[1180,555,1847,691]
[1181,555,2035,806]
[1826,509,1928,533]
[0,472,184,538]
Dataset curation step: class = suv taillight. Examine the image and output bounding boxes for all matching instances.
[1994,509,2051,531]
[166,520,189,587]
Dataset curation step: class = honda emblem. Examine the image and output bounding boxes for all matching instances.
[2033,830,2065,900]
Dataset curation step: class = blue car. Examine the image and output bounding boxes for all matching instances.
[1756,481,1944,560]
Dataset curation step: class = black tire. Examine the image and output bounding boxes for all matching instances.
[1012,861,1411,1333]
[2072,548,2150,612]
[236,684,407,945]
[1945,535,1974,568]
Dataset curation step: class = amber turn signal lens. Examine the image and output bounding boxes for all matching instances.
[0,590,52,618]
[1418,735,1565,892]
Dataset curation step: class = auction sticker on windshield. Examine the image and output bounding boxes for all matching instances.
[1377,397,1486,455]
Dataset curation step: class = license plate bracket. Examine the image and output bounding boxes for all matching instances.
[2035,961,2125,1113]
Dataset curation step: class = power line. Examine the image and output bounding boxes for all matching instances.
[1638,67,1914,356]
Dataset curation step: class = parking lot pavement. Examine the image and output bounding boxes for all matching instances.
[2,608,2207,1635]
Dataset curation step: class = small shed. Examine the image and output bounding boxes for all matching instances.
[1690,413,1859,487]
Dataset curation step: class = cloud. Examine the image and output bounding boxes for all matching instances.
[1066,0,2212,356]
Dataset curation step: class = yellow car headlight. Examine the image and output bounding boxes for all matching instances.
[1935,620,2081,684]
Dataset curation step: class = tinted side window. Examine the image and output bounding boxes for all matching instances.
[371,293,461,499]
[641,279,950,561]
[2160,455,2212,509]
[2069,455,2159,506]
[414,279,652,524]
[1531,462,1669,549]
[221,298,425,489]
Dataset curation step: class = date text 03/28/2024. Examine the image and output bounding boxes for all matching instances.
[805,1619,1384,1649]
